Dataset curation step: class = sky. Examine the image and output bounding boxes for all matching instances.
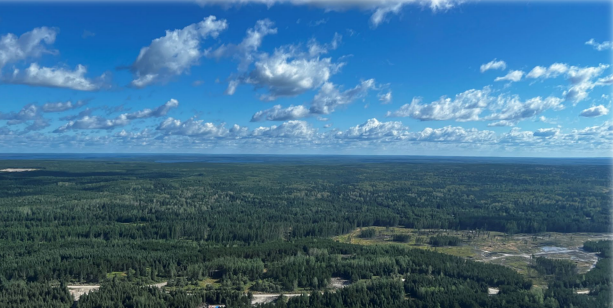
[0,0,611,156]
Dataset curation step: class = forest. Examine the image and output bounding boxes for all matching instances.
[0,159,610,307]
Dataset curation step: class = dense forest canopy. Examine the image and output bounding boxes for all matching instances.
[0,158,610,307]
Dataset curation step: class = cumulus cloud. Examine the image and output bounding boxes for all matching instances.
[24,118,51,132]
[252,120,316,138]
[60,108,95,121]
[310,79,375,114]
[54,115,130,132]
[494,70,524,82]
[413,125,496,143]
[250,80,379,122]
[487,120,515,127]
[480,59,506,73]
[7,63,106,91]
[0,104,40,125]
[54,99,179,132]
[245,48,344,100]
[580,105,609,118]
[157,117,232,137]
[485,96,564,122]
[378,91,392,104]
[130,16,228,88]
[585,39,613,51]
[307,33,342,57]
[251,105,310,122]
[564,64,609,103]
[597,74,613,85]
[124,99,179,119]
[387,87,493,121]
[0,27,57,69]
[335,118,408,139]
[525,63,609,103]
[526,63,569,79]
[370,3,403,27]
[42,100,88,113]
[196,0,461,28]
[572,121,612,137]
[388,86,566,126]
[207,19,277,71]
[533,128,559,138]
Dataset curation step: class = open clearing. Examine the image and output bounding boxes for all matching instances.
[0,168,38,172]
[251,293,305,305]
[68,281,167,301]
[333,227,612,283]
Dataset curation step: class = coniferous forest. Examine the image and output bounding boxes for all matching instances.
[0,158,610,307]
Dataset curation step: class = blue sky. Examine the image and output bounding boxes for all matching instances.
[0,0,611,156]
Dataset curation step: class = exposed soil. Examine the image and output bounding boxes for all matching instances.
[0,168,38,172]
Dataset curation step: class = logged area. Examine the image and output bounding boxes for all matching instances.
[0,159,611,307]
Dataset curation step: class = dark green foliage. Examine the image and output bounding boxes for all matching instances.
[0,160,609,307]
[0,281,72,308]
[428,235,461,246]
[391,234,410,242]
[533,257,577,277]
[358,229,376,238]
[78,281,251,308]
[584,240,612,258]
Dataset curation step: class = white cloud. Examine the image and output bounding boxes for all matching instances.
[24,118,50,132]
[245,48,344,100]
[196,1,462,28]
[480,59,506,73]
[225,79,240,95]
[207,19,277,72]
[8,63,105,91]
[580,105,609,118]
[130,16,228,88]
[42,100,88,113]
[597,74,613,85]
[252,120,316,138]
[335,118,408,139]
[487,120,515,127]
[387,87,492,121]
[494,70,524,82]
[413,125,496,143]
[125,99,179,119]
[485,96,564,122]
[564,64,609,103]
[251,105,310,122]
[524,63,608,104]
[250,79,377,122]
[378,91,392,104]
[0,27,57,69]
[370,3,403,27]
[54,99,179,132]
[526,63,568,79]
[533,128,559,138]
[310,79,375,114]
[54,115,130,132]
[585,38,613,51]
[307,33,342,57]
[572,121,612,137]
[156,117,232,137]
[0,104,40,125]
[60,108,94,121]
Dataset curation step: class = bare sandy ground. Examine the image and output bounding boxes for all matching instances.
[251,293,305,305]
[67,285,100,301]
[0,168,38,172]
[68,281,167,301]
